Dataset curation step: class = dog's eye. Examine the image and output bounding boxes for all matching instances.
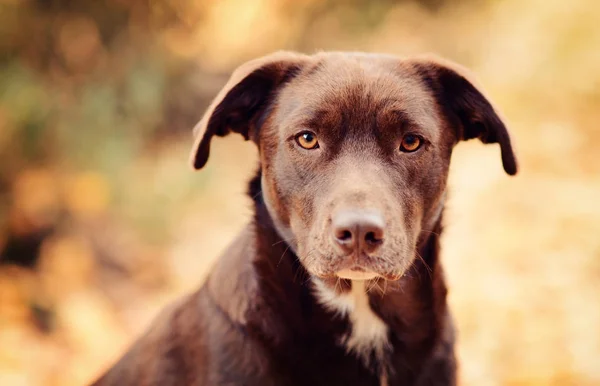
[399,134,423,153]
[295,132,319,150]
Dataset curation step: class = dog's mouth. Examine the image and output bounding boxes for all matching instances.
[335,267,379,281]
[303,250,406,282]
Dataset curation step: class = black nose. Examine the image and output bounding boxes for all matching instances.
[332,210,385,254]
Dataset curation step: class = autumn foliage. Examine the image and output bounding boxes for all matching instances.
[0,1,599,385]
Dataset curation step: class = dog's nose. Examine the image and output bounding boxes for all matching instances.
[332,210,385,254]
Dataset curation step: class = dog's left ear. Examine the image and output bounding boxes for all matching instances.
[411,57,518,175]
[190,51,309,170]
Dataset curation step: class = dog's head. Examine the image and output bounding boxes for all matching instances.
[190,51,517,281]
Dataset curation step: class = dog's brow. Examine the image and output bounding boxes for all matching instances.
[380,109,420,131]
[391,110,418,125]
[299,109,336,131]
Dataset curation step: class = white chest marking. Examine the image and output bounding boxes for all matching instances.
[312,278,390,369]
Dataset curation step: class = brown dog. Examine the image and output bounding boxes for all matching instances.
[91,51,517,386]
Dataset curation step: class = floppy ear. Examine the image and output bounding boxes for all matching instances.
[190,51,308,170]
[411,57,518,175]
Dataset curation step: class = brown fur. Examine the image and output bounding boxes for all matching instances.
[91,51,517,386]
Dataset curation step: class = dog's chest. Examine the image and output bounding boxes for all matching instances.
[312,279,390,383]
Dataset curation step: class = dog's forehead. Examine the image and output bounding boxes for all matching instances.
[274,54,441,140]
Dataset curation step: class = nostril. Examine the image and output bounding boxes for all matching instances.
[364,231,383,245]
[336,229,353,242]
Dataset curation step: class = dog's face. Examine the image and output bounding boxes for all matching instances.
[258,57,455,281]
[191,52,517,281]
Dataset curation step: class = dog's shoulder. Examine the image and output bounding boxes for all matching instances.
[206,224,259,325]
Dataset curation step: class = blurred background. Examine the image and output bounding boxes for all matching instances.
[0,0,599,385]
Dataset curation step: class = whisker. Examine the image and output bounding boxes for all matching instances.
[251,189,263,201]
[366,278,378,294]
[369,279,381,297]
[271,234,296,247]
[419,229,441,237]
[415,251,433,281]
[276,245,291,269]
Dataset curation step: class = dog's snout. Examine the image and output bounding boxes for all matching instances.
[332,210,385,254]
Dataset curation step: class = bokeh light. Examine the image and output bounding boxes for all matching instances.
[0,1,599,385]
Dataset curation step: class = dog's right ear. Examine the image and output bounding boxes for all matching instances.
[409,55,518,176]
[190,51,308,170]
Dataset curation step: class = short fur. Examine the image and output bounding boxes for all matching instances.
[92,51,517,386]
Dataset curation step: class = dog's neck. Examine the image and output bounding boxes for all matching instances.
[245,171,448,379]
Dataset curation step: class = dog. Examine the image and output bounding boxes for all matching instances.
[91,51,517,386]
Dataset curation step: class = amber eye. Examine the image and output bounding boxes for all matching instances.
[399,134,423,153]
[295,132,319,149]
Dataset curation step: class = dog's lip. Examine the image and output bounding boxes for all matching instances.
[336,267,379,281]
[347,265,366,272]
